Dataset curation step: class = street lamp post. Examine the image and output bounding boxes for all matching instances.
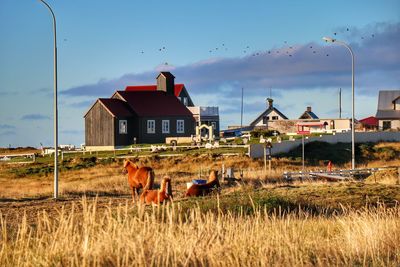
[322,37,355,170]
[38,0,59,198]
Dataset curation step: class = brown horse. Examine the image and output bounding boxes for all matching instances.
[185,170,220,197]
[140,176,173,205]
[123,159,155,202]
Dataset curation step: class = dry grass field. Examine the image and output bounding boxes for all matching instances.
[1,199,399,266]
[1,142,400,266]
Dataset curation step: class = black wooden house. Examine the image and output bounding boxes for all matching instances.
[84,72,196,147]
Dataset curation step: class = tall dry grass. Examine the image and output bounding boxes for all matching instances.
[1,199,399,266]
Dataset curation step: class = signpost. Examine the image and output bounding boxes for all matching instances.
[260,136,273,176]
[296,123,311,173]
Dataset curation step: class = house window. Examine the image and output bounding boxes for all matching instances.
[119,120,127,134]
[272,116,278,120]
[183,97,188,106]
[263,116,270,124]
[147,120,155,134]
[162,120,170,134]
[382,121,391,130]
[177,120,185,133]
[211,122,217,130]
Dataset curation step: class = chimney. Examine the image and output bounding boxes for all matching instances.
[307,106,312,112]
[267,98,273,108]
[156,72,175,95]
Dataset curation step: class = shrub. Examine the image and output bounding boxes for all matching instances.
[251,129,280,138]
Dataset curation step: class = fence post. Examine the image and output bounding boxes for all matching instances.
[263,146,267,175]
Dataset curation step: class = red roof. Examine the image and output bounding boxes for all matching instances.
[115,91,193,117]
[125,84,185,97]
[98,98,133,117]
[359,116,378,126]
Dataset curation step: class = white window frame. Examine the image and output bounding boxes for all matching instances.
[162,120,170,134]
[119,120,127,134]
[147,120,155,134]
[177,120,185,133]
[183,97,188,106]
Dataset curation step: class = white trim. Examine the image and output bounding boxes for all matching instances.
[177,120,185,133]
[162,120,170,134]
[119,120,127,134]
[147,120,155,134]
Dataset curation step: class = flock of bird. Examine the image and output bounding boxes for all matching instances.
[137,28,377,62]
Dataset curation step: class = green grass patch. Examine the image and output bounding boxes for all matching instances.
[175,183,400,216]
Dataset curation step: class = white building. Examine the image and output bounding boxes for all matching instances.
[250,98,288,127]
[187,106,220,136]
[375,90,400,130]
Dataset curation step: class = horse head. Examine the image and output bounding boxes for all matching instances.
[208,170,219,182]
[123,159,138,174]
[208,170,220,188]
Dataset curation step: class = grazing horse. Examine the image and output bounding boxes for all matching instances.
[123,159,155,202]
[140,176,173,205]
[185,170,220,197]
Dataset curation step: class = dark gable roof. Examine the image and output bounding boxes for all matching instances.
[393,96,400,103]
[299,111,319,119]
[376,110,400,119]
[115,91,193,117]
[377,90,400,110]
[99,98,133,117]
[125,84,185,97]
[84,98,133,118]
[158,72,175,79]
[250,107,288,126]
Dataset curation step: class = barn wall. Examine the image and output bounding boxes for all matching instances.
[85,102,115,146]
[114,117,139,146]
[138,116,195,144]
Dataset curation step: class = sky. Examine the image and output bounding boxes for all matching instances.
[0,0,399,147]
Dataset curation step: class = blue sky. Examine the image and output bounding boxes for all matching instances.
[0,0,399,147]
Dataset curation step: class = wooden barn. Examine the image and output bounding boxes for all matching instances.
[84,72,196,149]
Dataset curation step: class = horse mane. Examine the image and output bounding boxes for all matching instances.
[143,170,155,190]
[159,176,172,197]
[159,176,171,192]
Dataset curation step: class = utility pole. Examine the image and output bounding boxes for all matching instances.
[339,88,342,119]
[240,87,244,128]
[38,0,59,199]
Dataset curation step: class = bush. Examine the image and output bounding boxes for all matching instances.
[375,147,398,161]
[233,138,244,145]
[251,129,280,138]
[359,143,375,160]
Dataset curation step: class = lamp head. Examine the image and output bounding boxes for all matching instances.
[322,36,336,43]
